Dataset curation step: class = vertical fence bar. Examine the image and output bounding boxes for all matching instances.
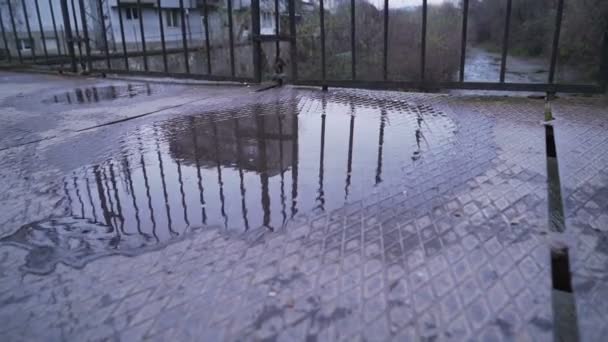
[116,0,128,70]
[459,0,469,82]
[274,0,279,58]
[97,0,110,70]
[156,0,168,73]
[70,0,83,66]
[136,0,148,71]
[288,0,297,81]
[78,0,92,71]
[350,0,355,80]
[382,0,388,81]
[500,0,512,83]
[601,29,608,90]
[21,0,36,62]
[49,0,62,56]
[202,0,211,74]
[420,0,427,83]
[320,0,327,89]
[228,0,235,77]
[548,0,564,84]
[7,0,21,63]
[179,0,189,74]
[0,7,11,63]
[252,0,261,82]
[34,0,49,62]
[60,0,77,71]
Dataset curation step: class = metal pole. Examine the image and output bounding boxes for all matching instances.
[274,0,279,58]
[7,0,21,63]
[179,0,189,74]
[97,0,110,69]
[350,0,356,80]
[288,0,297,81]
[49,0,62,56]
[116,0,129,70]
[136,0,148,71]
[202,0,211,74]
[60,0,77,72]
[78,0,92,72]
[420,0,427,83]
[459,0,469,82]
[0,7,11,63]
[548,0,564,84]
[252,0,261,82]
[500,0,512,83]
[228,0,235,77]
[156,0,168,73]
[600,29,608,90]
[70,0,83,66]
[383,0,388,81]
[320,0,327,90]
[21,0,37,62]
[34,0,49,62]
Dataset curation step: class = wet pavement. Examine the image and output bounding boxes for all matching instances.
[0,71,607,341]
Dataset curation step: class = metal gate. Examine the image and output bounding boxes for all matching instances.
[0,0,606,94]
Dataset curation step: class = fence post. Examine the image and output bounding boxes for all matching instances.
[70,0,84,67]
[179,0,190,74]
[0,6,11,63]
[420,0,427,85]
[548,0,564,85]
[34,0,49,63]
[500,0,512,83]
[228,0,235,77]
[288,0,297,81]
[459,0,469,83]
[116,0,129,70]
[202,0,211,74]
[97,0,111,70]
[20,0,36,62]
[49,0,62,56]
[78,0,92,72]
[320,0,326,90]
[6,0,21,63]
[60,0,77,72]
[252,0,262,83]
[156,0,168,73]
[601,29,608,91]
[382,0,388,81]
[350,0,355,80]
[136,0,148,71]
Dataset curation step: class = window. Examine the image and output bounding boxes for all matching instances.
[166,10,180,28]
[18,39,33,50]
[125,7,139,20]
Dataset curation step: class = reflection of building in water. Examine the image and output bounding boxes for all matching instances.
[7,96,456,269]
[168,112,295,177]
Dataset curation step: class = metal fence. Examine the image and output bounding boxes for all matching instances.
[0,0,606,94]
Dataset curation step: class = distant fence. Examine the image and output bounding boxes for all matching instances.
[0,0,606,94]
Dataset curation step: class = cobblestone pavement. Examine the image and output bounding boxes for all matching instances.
[0,71,607,341]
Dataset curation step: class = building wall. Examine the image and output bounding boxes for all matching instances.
[106,6,204,49]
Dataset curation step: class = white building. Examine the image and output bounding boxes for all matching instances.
[105,0,204,50]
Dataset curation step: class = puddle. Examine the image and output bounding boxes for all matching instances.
[2,93,474,273]
[43,84,154,105]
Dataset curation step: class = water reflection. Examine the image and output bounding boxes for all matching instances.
[44,84,154,105]
[3,94,458,272]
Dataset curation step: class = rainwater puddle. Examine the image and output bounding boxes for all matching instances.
[3,93,464,273]
[43,83,154,105]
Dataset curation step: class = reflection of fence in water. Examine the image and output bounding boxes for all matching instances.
[62,114,298,242]
[60,95,453,243]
